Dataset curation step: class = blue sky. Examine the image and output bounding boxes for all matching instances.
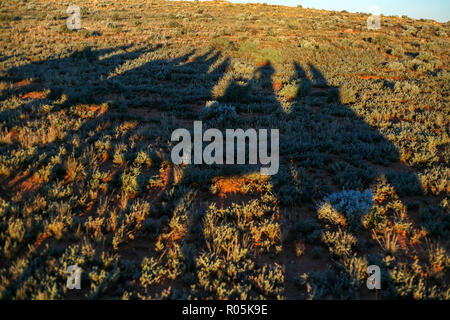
[225,0,450,22]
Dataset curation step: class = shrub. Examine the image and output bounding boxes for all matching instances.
[238,41,259,54]
[250,263,284,298]
[140,257,165,287]
[200,101,238,126]
[317,203,347,227]
[394,81,420,95]
[391,46,405,57]
[321,229,357,257]
[339,86,357,104]
[209,37,235,51]
[58,23,74,34]
[323,189,373,226]
[299,39,318,49]
[374,35,389,46]
[259,47,284,64]
[387,61,405,71]
[297,267,359,299]
[0,14,20,22]
[278,79,311,100]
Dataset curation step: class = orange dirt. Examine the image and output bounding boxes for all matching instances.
[100,151,109,163]
[35,232,50,246]
[340,28,356,34]
[80,104,109,118]
[5,129,19,142]
[152,166,172,201]
[19,174,43,192]
[356,74,403,81]
[29,232,51,254]
[213,175,269,198]
[21,91,47,100]
[8,172,42,193]
[256,60,270,67]
[272,81,283,91]
[13,80,32,88]
[394,228,409,252]
[103,168,119,182]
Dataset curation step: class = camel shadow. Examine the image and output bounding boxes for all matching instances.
[0,45,436,299]
[187,60,422,200]
[174,60,426,298]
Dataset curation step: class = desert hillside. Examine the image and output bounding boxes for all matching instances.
[0,0,448,299]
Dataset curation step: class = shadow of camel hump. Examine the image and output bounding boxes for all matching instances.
[0,45,230,176]
[196,60,422,200]
[172,59,427,299]
[0,45,149,128]
[0,45,236,299]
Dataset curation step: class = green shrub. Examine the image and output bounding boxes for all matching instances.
[209,37,235,51]
[387,61,405,71]
[339,86,357,104]
[58,23,74,34]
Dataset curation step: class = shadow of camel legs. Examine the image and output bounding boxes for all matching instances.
[170,59,427,298]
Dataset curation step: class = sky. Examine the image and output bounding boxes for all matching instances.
[225,0,450,22]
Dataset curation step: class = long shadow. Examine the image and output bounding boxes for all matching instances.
[0,45,434,299]
[269,62,425,298]
[0,45,231,298]
[0,45,230,182]
[174,60,425,298]
[203,60,422,202]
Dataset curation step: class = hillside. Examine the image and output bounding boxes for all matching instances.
[0,0,448,299]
